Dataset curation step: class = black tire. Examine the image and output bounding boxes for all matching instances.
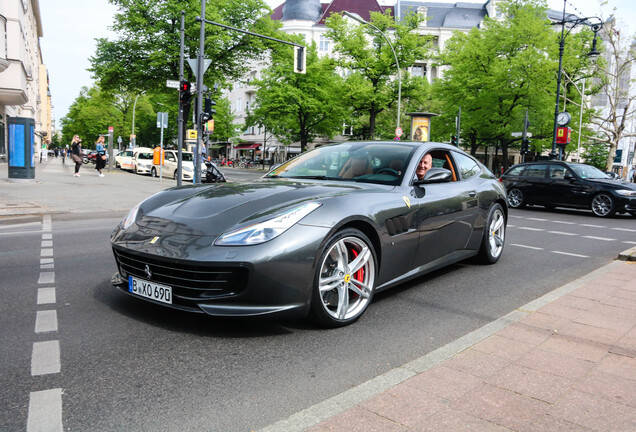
[591,193,616,217]
[507,188,525,209]
[173,170,178,180]
[476,203,506,264]
[310,228,377,328]
[116,162,121,169]
[151,167,157,178]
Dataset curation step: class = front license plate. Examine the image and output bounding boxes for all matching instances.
[129,276,172,304]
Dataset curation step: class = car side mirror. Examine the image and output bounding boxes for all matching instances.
[414,167,453,185]
[564,173,575,181]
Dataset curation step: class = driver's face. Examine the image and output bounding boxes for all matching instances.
[416,154,432,179]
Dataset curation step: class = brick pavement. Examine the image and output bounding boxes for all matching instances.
[263,260,636,432]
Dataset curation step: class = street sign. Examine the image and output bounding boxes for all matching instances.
[187,129,197,140]
[395,127,403,137]
[166,80,180,89]
[187,59,212,79]
[156,112,168,128]
[117,136,122,144]
[511,132,532,137]
[108,126,114,132]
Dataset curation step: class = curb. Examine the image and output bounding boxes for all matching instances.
[618,246,636,261]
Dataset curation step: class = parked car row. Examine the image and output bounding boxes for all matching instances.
[113,147,225,183]
[500,160,636,218]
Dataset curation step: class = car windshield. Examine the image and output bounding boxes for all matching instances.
[264,143,416,185]
[569,164,610,179]
[137,152,153,160]
[181,153,194,162]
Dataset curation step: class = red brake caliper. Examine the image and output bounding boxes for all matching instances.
[350,248,365,284]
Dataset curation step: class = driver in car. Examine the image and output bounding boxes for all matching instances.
[416,153,432,180]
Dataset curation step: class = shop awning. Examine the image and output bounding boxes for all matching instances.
[208,144,224,149]
[234,143,261,150]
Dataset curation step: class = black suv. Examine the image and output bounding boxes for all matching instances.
[501,161,636,217]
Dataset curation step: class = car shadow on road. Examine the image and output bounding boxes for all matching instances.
[92,281,313,338]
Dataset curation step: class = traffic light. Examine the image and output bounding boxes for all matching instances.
[451,135,458,146]
[521,137,530,154]
[179,80,192,104]
[294,46,306,74]
[200,98,216,123]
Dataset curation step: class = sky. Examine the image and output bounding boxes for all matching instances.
[39,0,634,131]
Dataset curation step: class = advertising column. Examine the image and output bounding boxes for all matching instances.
[8,117,36,182]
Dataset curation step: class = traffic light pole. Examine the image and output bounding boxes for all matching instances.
[177,11,185,187]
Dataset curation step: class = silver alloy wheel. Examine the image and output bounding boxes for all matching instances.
[591,194,613,217]
[488,208,505,259]
[507,189,523,208]
[318,236,375,321]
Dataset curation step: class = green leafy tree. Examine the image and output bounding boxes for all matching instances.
[434,0,597,171]
[90,0,279,93]
[582,143,609,169]
[247,43,346,152]
[210,97,240,142]
[325,10,431,139]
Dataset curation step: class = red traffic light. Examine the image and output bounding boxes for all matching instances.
[180,80,190,92]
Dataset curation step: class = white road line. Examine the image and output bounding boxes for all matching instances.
[40,258,54,265]
[518,227,545,231]
[27,388,63,432]
[38,272,55,284]
[42,215,52,232]
[37,288,56,305]
[583,236,616,242]
[41,241,53,248]
[623,241,636,245]
[31,341,61,376]
[0,221,42,230]
[547,231,577,236]
[552,251,590,258]
[581,224,606,228]
[507,224,516,228]
[526,217,548,221]
[42,233,52,240]
[552,220,576,225]
[612,227,636,232]
[35,310,58,333]
[40,264,54,270]
[509,215,525,218]
[510,244,544,250]
[41,249,53,257]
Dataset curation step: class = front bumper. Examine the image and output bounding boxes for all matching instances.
[111,223,330,319]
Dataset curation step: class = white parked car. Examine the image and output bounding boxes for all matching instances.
[150,150,197,181]
[115,149,136,171]
[132,148,155,175]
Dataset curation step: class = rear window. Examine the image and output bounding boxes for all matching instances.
[524,164,547,178]
[505,165,525,176]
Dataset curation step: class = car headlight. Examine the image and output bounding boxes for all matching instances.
[121,202,141,230]
[138,163,149,168]
[615,189,636,197]
[215,202,322,246]
[183,167,193,172]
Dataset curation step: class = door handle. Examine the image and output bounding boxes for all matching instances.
[469,191,477,198]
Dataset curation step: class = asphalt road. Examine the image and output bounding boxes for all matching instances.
[0,207,634,431]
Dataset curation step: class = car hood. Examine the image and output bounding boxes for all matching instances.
[135,180,376,236]
[587,178,636,189]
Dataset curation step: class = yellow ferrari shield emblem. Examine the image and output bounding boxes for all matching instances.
[150,236,160,244]
[402,196,411,208]
[344,274,351,283]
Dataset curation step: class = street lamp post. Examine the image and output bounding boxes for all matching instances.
[343,11,402,137]
[550,0,602,160]
[131,94,141,148]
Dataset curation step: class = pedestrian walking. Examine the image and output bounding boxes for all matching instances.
[95,136,106,177]
[71,135,83,177]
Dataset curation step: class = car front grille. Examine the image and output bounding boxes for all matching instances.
[113,248,248,305]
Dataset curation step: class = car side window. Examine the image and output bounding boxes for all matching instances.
[453,152,481,180]
[506,166,525,176]
[524,164,547,178]
[549,165,567,179]
[166,153,175,162]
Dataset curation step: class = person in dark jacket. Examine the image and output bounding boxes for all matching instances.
[71,135,83,177]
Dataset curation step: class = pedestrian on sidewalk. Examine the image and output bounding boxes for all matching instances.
[71,135,83,177]
[95,136,106,177]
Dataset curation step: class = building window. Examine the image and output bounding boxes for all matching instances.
[417,6,428,25]
[236,97,242,112]
[319,35,329,52]
[412,63,427,78]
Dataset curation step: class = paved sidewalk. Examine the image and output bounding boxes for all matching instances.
[260,260,636,432]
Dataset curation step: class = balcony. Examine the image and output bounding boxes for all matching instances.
[0,59,28,105]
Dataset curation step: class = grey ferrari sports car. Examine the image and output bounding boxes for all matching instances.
[111,141,507,327]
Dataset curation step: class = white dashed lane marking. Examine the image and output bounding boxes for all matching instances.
[27,389,63,432]
[510,244,544,250]
[38,272,55,284]
[35,310,58,333]
[551,251,590,258]
[37,288,56,305]
[547,231,577,236]
[583,236,616,242]
[31,340,61,376]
